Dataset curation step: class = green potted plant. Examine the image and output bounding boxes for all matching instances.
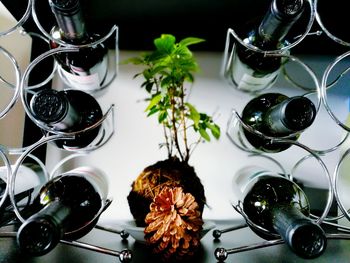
[126,34,220,260]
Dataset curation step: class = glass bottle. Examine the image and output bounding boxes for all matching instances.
[48,0,109,93]
[30,89,103,149]
[233,165,327,259]
[228,0,305,92]
[241,92,316,152]
[16,166,109,256]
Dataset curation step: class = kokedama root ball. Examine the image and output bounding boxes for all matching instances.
[127,158,206,260]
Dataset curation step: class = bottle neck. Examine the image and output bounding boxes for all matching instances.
[256,0,304,47]
[17,199,71,256]
[49,0,87,41]
[264,96,316,135]
[30,89,81,130]
[272,205,326,258]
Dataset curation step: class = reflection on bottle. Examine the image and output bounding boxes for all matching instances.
[30,89,103,149]
[240,92,316,152]
[228,0,305,92]
[233,165,327,259]
[48,0,109,93]
[16,166,109,256]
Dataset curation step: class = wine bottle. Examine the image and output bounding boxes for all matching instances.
[233,165,327,259]
[30,89,103,149]
[241,92,316,152]
[48,0,109,93]
[16,166,109,256]
[228,0,305,92]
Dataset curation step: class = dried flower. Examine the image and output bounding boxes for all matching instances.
[144,186,203,260]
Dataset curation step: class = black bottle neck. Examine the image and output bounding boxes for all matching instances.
[256,0,304,47]
[17,199,71,256]
[30,89,80,130]
[264,96,316,134]
[49,0,87,41]
[272,205,326,258]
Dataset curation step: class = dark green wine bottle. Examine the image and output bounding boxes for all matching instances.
[229,0,305,92]
[16,166,108,256]
[48,0,108,93]
[241,92,316,152]
[30,89,103,149]
[235,166,326,259]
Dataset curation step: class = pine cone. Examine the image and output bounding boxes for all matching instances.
[144,186,203,260]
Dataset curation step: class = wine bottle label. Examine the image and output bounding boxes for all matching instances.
[230,54,279,92]
[59,55,108,92]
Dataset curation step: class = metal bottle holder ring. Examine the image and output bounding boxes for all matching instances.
[0,0,32,37]
[221,0,315,92]
[314,0,350,47]
[0,145,13,210]
[31,0,119,95]
[226,52,349,155]
[0,46,21,119]
[321,51,350,133]
[214,142,334,261]
[20,47,115,153]
[47,151,130,241]
[5,135,132,263]
[226,52,324,152]
[332,148,350,231]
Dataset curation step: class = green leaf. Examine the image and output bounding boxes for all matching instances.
[208,123,221,139]
[158,111,168,123]
[185,103,200,128]
[145,93,162,112]
[154,34,176,54]
[147,106,159,117]
[199,128,211,141]
[179,37,205,47]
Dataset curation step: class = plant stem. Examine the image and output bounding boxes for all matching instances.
[180,84,190,162]
[170,87,184,162]
[162,123,172,158]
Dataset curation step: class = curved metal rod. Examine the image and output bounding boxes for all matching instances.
[49,152,89,179]
[230,138,333,226]
[0,146,13,210]
[283,61,350,92]
[9,133,113,239]
[20,47,115,148]
[273,139,334,224]
[9,134,74,223]
[17,30,59,91]
[233,202,281,239]
[321,51,350,133]
[0,46,21,119]
[314,0,350,47]
[0,0,32,37]
[333,148,350,223]
[60,104,115,153]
